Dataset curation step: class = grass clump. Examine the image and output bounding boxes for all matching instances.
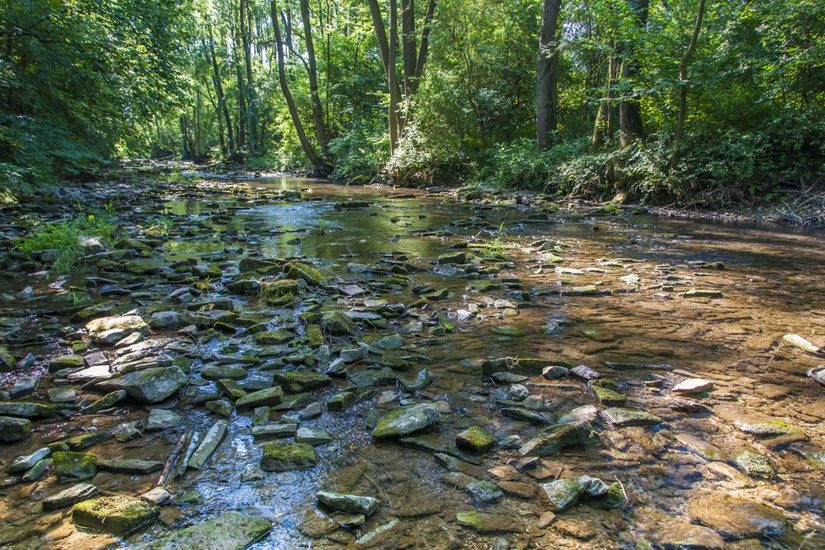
[15,207,118,272]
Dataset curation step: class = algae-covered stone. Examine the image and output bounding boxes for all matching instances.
[456,426,496,453]
[372,403,440,438]
[150,512,272,550]
[0,415,31,442]
[236,386,283,408]
[287,262,325,285]
[261,279,301,303]
[327,391,355,411]
[601,407,662,427]
[54,451,97,481]
[106,366,188,403]
[80,389,127,413]
[253,331,295,345]
[734,449,774,478]
[455,511,521,533]
[273,371,331,393]
[72,495,159,536]
[47,354,85,371]
[306,324,324,347]
[261,442,317,472]
[202,364,248,380]
[519,422,595,456]
[589,381,627,406]
[0,401,57,418]
[320,312,355,336]
[316,491,379,516]
[0,346,15,371]
[540,475,608,512]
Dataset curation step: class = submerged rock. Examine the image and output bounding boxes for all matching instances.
[601,407,662,427]
[149,512,272,550]
[455,511,521,533]
[261,442,317,472]
[372,403,440,438]
[146,408,183,431]
[686,491,786,539]
[316,491,379,516]
[519,421,595,456]
[734,449,774,478]
[540,475,609,512]
[672,378,713,395]
[72,495,159,536]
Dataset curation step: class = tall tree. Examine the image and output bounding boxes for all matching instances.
[670,0,707,170]
[300,0,329,152]
[618,0,648,146]
[207,22,235,155]
[536,0,562,149]
[239,0,258,151]
[270,0,330,173]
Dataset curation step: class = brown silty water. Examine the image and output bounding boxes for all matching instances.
[0,173,822,549]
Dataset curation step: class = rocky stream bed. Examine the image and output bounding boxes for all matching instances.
[0,169,823,549]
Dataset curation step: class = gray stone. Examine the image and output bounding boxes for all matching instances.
[98,459,163,474]
[187,420,227,469]
[296,427,333,445]
[146,408,183,431]
[42,483,100,511]
[8,447,50,473]
[0,415,31,441]
[104,366,188,403]
[316,491,380,516]
[149,512,271,550]
[372,403,440,438]
[601,407,662,427]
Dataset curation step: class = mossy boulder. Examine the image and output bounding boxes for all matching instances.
[286,262,325,285]
[253,330,295,345]
[72,495,159,536]
[261,279,301,303]
[0,416,31,442]
[273,371,331,393]
[54,451,98,481]
[320,312,355,336]
[519,421,595,456]
[261,442,317,472]
[456,426,496,453]
[150,512,272,550]
[372,403,440,438]
[47,354,85,371]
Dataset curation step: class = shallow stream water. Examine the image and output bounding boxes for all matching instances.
[0,174,823,549]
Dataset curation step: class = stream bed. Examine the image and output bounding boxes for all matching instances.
[0,172,823,549]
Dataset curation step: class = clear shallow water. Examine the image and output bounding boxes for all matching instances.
[0,175,823,548]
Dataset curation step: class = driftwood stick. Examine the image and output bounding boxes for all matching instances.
[157,431,188,487]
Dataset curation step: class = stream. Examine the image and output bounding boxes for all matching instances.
[0,172,823,549]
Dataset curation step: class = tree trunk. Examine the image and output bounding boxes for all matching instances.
[670,0,706,171]
[592,52,619,150]
[618,0,648,146]
[401,0,417,96]
[270,0,330,173]
[414,0,437,88]
[300,0,328,151]
[389,0,401,151]
[208,24,235,155]
[536,0,562,149]
[367,0,403,153]
[239,0,257,151]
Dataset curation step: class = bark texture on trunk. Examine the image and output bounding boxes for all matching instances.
[536,0,562,149]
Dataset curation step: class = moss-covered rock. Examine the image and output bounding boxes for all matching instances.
[273,371,331,393]
[54,451,98,481]
[105,366,188,403]
[72,495,159,536]
[372,403,440,438]
[261,279,301,304]
[320,312,355,336]
[519,421,595,456]
[261,442,317,472]
[253,330,295,345]
[236,386,283,408]
[150,512,272,550]
[305,324,323,347]
[47,354,85,371]
[0,401,57,418]
[734,449,775,478]
[0,415,31,442]
[286,262,325,285]
[0,346,16,372]
[455,511,521,533]
[456,426,496,453]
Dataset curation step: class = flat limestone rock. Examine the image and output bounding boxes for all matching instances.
[316,491,379,516]
[98,459,163,475]
[150,511,272,550]
[371,403,440,438]
[42,483,100,511]
[601,407,662,427]
[686,491,786,539]
[672,378,713,395]
[188,420,227,470]
[72,495,159,536]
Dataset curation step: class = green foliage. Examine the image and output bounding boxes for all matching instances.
[15,208,118,272]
